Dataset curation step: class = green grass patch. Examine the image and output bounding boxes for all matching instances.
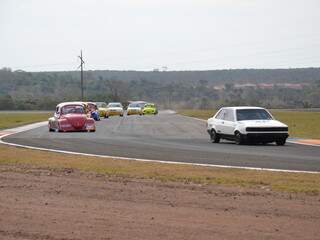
[271,111,320,139]
[178,109,320,139]
[0,145,319,193]
[0,112,52,130]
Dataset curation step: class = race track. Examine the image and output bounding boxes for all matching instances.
[3,111,320,172]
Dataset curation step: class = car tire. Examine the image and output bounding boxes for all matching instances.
[48,123,54,132]
[210,129,220,143]
[56,123,61,132]
[235,132,244,145]
[276,138,286,146]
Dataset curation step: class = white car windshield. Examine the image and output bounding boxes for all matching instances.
[96,102,107,108]
[108,103,122,108]
[61,105,85,114]
[128,103,140,108]
[236,109,273,121]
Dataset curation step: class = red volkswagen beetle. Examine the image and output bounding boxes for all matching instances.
[48,102,96,132]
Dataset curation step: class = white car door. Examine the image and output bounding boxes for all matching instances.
[214,109,226,134]
[221,109,236,135]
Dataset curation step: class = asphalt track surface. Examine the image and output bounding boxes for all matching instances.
[3,111,320,172]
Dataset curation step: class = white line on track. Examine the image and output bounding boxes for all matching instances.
[0,120,319,174]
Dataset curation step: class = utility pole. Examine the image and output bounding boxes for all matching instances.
[78,50,85,101]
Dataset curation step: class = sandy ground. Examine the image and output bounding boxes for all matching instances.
[0,165,319,240]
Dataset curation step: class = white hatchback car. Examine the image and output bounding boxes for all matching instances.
[207,107,289,145]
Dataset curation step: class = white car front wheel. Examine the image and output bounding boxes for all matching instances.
[235,132,244,145]
[210,129,220,143]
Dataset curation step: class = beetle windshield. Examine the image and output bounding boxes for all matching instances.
[144,104,154,108]
[236,109,273,121]
[61,105,85,114]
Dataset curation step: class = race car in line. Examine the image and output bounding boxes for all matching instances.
[127,102,143,116]
[106,102,124,117]
[96,102,108,118]
[142,103,158,115]
[85,102,100,121]
[48,102,96,132]
[207,106,289,145]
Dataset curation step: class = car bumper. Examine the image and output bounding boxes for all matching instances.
[243,133,289,142]
[143,110,156,114]
[59,127,86,132]
[99,111,106,117]
[107,111,123,116]
[59,124,95,132]
[127,111,141,115]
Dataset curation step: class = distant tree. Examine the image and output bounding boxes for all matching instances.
[224,83,234,92]
[0,95,14,110]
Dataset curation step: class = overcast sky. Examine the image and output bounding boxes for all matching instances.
[1,0,320,71]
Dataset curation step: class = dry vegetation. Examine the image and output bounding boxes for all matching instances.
[0,112,52,129]
[0,145,319,193]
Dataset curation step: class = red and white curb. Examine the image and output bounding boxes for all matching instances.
[287,139,320,147]
[0,121,319,174]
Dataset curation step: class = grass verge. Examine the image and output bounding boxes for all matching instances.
[0,145,319,193]
[0,112,52,130]
[178,109,320,139]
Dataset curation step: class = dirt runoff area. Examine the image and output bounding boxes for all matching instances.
[0,165,319,240]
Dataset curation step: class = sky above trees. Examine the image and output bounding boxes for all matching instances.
[1,0,320,71]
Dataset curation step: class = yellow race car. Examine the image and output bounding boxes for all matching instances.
[96,102,108,118]
[142,103,158,115]
[127,102,143,116]
[106,102,124,117]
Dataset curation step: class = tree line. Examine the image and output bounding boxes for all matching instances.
[0,67,319,110]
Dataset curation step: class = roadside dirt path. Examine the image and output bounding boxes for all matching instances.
[0,165,319,240]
